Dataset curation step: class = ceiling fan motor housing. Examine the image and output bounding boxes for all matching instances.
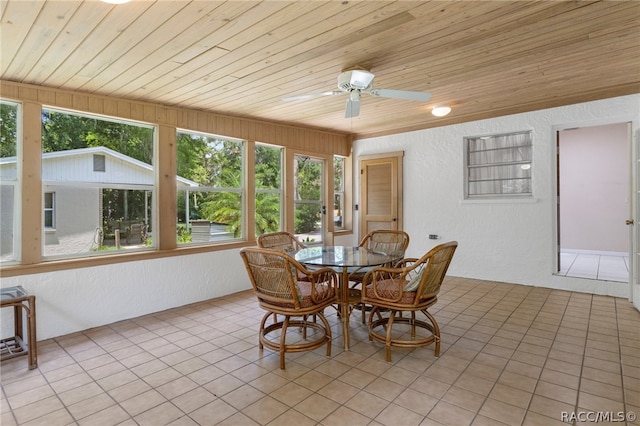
[337,69,375,92]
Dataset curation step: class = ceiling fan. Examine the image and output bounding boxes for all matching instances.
[283,68,431,118]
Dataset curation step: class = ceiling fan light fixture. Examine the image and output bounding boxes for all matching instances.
[432,105,451,117]
[349,70,375,89]
[338,69,375,91]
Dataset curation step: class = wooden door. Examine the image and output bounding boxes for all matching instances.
[359,152,403,239]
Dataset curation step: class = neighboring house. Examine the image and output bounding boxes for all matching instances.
[0,146,198,257]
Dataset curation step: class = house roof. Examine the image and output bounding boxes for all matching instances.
[1,1,639,139]
[0,146,200,187]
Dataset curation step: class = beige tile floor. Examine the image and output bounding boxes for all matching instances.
[1,277,639,426]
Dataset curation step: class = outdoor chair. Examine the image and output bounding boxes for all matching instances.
[361,241,458,362]
[125,222,146,244]
[239,247,338,369]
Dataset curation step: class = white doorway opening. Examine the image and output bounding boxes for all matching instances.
[556,123,630,282]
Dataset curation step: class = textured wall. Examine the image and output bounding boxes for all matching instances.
[1,249,248,340]
[353,94,639,299]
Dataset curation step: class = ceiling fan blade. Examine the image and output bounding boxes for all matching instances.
[345,99,360,118]
[369,88,431,102]
[282,91,342,101]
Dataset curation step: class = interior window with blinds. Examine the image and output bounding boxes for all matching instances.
[465,130,532,198]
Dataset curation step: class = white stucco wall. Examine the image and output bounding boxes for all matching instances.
[2,95,638,341]
[1,249,249,340]
[352,94,640,300]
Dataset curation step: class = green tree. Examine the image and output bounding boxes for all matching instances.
[41,110,93,152]
[176,134,244,237]
[0,102,17,157]
[295,157,321,234]
[254,145,282,234]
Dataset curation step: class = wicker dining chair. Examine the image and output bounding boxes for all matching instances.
[361,241,458,362]
[349,230,410,322]
[258,231,311,282]
[239,247,338,369]
[257,231,307,252]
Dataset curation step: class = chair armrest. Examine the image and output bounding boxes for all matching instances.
[394,257,418,268]
[305,267,339,303]
[361,266,408,303]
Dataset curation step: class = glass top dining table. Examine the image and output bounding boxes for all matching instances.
[294,246,403,350]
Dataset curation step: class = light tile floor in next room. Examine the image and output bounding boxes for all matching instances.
[560,250,629,282]
[1,277,639,426]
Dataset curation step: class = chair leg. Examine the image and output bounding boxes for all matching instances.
[302,316,308,340]
[423,309,441,357]
[368,307,378,341]
[259,312,272,351]
[316,312,333,357]
[384,311,397,362]
[410,311,416,337]
[280,316,290,369]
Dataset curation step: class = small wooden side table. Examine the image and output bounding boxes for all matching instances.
[1,286,37,369]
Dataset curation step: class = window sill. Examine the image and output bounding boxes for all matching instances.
[0,240,253,278]
[460,197,538,204]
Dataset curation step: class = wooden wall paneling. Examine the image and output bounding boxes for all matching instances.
[88,97,104,115]
[0,84,18,100]
[1,80,350,155]
[55,92,74,110]
[72,94,89,113]
[143,105,157,125]
[116,101,131,119]
[103,99,118,117]
[156,124,177,251]
[244,140,256,242]
[20,101,43,265]
[130,103,146,123]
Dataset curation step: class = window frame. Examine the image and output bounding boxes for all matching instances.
[293,155,324,246]
[175,129,245,246]
[254,142,284,237]
[0,85,352,276]
[41,107,156,260]
[333,155,346,231]
[464,130,533,199]
[0,99,20,264]
[44,191,55,230]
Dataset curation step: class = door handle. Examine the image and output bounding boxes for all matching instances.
[626,219,634,225]
[392,218,397,222]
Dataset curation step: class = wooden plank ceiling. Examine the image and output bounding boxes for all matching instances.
[1,0,639,139]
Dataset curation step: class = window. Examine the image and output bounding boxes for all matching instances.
[93,154,106,172]
[255,144,283,236]
[294,155,323,245]
[44,192,55,229]
[465,130,532,198]
[176,130,244,244]
[333,156,345,230]
[0,100,18,263]
[42,108,155,258]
